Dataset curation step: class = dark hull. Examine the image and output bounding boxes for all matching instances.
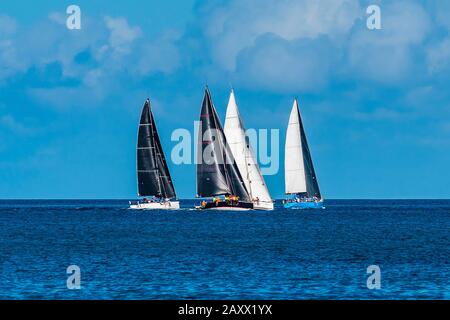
[199,201,254,210]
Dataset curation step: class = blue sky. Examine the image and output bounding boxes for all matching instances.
[0,0,449,199]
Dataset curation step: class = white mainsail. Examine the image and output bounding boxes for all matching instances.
[224,90,274,210]
[285,99,307,194]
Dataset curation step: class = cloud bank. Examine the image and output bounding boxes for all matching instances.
[1,1,449,101]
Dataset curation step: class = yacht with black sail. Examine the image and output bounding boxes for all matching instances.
[195,87,253,210]
[129,99,179,210]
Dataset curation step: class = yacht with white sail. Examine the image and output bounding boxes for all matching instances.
[224,89,274,210]
[284,98,324,209]
[129,99,179,210]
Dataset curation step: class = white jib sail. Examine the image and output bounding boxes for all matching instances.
[285,99,307,194]
[224,90,273,210]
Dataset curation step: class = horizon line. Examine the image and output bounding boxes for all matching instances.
[1,198,449,201]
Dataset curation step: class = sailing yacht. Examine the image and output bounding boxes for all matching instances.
[196,87,253,210]
[284,98,324,209]
[224,89,274,210]
[129,99,180,210]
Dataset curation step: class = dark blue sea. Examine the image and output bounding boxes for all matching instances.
[0,200,449,300]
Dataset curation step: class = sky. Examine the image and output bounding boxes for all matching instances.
[0,0,449,199]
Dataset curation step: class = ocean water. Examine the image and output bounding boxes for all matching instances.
[0,199,449,300]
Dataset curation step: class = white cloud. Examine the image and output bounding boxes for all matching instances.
[433,0,450,31]
[233,34,335,92]
[1,1,448,108]
[133,30,181,75]
[0,15,26,81]
[192,0,440,91]
[0,14,16,37]
[348,1,431,83]
[0,114,34,135]
[47,12,66,25]
[0,38,23,80]
[0,13,182,107]
[200,0,362,70]
[353,108,405,121]
[104,16,142,55]
[427,38,450,74]
[27,87,106,109]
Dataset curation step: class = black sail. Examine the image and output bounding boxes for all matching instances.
[297,106,321,199]
[196,88,250,201]
[137,99,176,199]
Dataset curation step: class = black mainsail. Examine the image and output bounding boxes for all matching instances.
[196,88,250,202]
[137,99,176,199]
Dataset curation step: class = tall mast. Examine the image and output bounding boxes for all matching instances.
[137,99,176,199]
[224,89,273,204]
[284,98,321,199]
[196,87,250,201]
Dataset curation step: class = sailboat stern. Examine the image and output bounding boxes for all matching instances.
[252,200,274,210]
[283,198,325,210]
[197,200,254,211]
[129,200,180,210]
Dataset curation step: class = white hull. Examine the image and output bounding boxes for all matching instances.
[129,201,180,210]
[253,201,274,211]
